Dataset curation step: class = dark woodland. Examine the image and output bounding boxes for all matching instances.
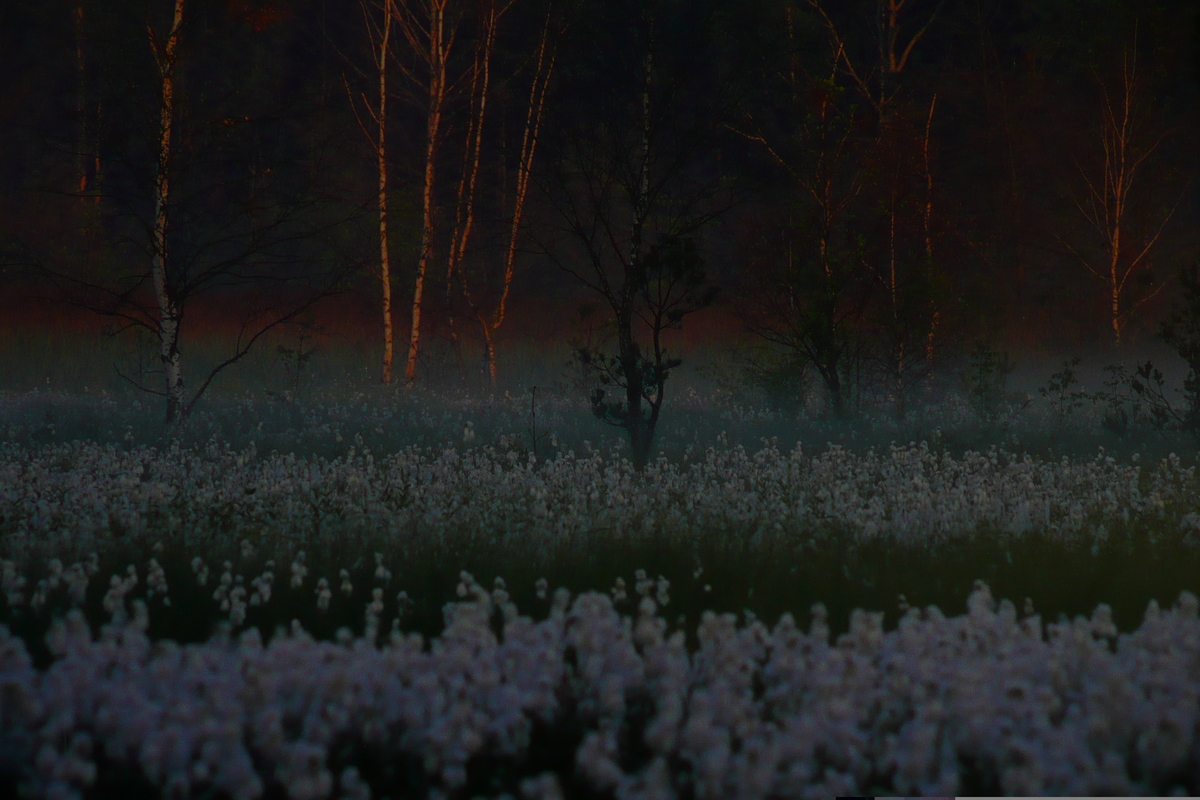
[2,0,1199,445]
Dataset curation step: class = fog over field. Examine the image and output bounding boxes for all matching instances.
[5,0,1200,794]
[2,361,1200,796]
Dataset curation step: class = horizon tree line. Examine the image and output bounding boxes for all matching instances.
[0,0,1196,459]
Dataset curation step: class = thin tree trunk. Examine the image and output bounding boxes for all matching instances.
[824,365,843,416]
[151,0,187,423]
[622,38,653,466]
[1112,251,1122,345]
[93,102,102,204]
[404,0,449,384]
[480,323,496,391]
[1109,95,1125,347]
[889,183,905,419]
[347,0,396,383]
[74,9,101,204]
[475,5,554,390]
[442,61,477,382]
[75,1,88,195]
[447,2,496,385]
[378,1,394,384]
[1072,45,1172,347]
[1110,62,1127,347]
[922,95,936,262]
[923,93,937,381]
[447,7,492,285]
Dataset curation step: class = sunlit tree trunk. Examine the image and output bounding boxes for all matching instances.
[376,3,395,384]
[150,0,186,423]
[346,0,397,383]
[446,2,496,384]
[1068,44,1174,346]
[377,3,394,385]
[808,0,939,119]
[469,5,555,391]
[400,0,452,384]
[1106,80,1130,346]
[806,0,941,413]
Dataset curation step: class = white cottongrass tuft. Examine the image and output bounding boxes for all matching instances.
[4,578,1200,795]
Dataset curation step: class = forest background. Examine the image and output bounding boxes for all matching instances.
[0,0,1198,421]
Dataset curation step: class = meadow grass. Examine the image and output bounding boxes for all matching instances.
[5,335,1200,797]
[1,345,1198,644]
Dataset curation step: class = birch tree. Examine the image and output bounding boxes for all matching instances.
[805,0,943,415]
[445,0,500,383]
[396,0,461,384]
[1065,43,1176,346]
[36,0,353,423]
[457,1,557,391]
[149,0,187,422]
[347,0,398,384]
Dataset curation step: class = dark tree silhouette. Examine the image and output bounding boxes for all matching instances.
[23,0,357,423]
[540,0,729,469]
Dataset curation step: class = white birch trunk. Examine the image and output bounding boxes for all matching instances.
[404,0,447,384]
[151,0,187,423]
[75,2,88,195]
[480,6,553,390]
[378,1,394,384]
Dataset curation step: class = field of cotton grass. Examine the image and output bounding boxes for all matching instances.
[4,377,1200,798]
